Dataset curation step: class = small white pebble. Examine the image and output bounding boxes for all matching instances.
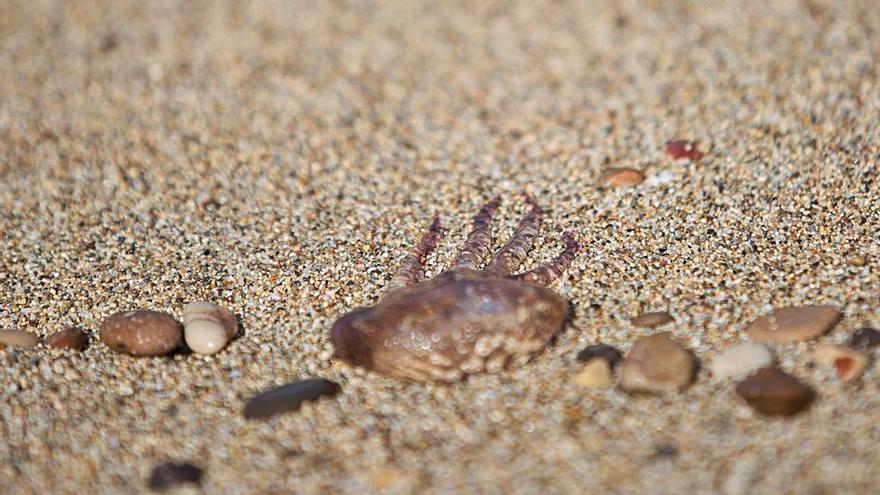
[183,301,238,355]
[709,342,774,380]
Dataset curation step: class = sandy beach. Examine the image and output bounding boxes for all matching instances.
[2,0,880,493]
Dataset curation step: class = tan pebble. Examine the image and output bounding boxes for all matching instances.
[99,310,182,356]
[846,254,867,267]
[598,167,645,188]
[0,330,39,349]
[370,467,408,490]
[572,358,613,388]
[620,332,696,394]
[814,344,869,382]
[631,311,673,328]
[44,326,89,351]
[745,305,841,344]
[183,301,238,355]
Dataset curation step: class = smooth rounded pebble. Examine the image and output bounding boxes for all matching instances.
[148,462,203,492]
[631,311,673,328]
[0,329,39,349]
[709,342,774,380]
[576,344,622,366]
[620,332,696,394]
[597,167,645,188]
[814,344,869,382]
[745,305,841,344]
[849,327,880,350]
[735,368,814,416]
[572,359,613,388]
[243,378,340,420]
[182,301,238,355]
[99,310,183,356]
[44,326,89,351]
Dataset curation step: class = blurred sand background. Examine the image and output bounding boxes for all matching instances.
[2,0,880,493]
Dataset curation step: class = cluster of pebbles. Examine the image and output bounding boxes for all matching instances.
[237,305,868,427]
[0,301,238,357]
[572,304,872,417]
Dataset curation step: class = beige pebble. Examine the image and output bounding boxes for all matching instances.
[846,254,867,267]
[183,301,238,355]
[709,342,774,380]
[598,167,645,188]
[0,329,39,349]
[100,310,182,356]
[572,358,613,388]
[44,326,89,351]
[620,332,696,394]
[631,311,673,328]
[745,305,841,344]
[814,344,869,382]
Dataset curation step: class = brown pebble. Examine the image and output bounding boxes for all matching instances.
[576,344,622,366]
[44,326,89,351]
[243,378,340,420]
[620,332,696,394]
[814,344,869,382]
[99,310,182,356]
[745,305,841,344]
[631,311,673,328]
[598,167,645,188]
[735,368,814,416]
[849,327,880,350]
[0,329,40,349]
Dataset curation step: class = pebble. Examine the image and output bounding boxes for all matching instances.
[147,462,203,492]
[849,327,880,350]
[44,326,89,351]
[576,344,622,366]
[243,378,340,420]
[709,342,774,380]
[620,332,696,394]
[814,344,869,382]
[99,310,183,356]
[631,311,673,328]
[735,368,814,416]
[665,140,703,161]
[182,301,238,355]
[0,329,39,349]
[597,167,645,188]
[572,359,613,388]
[745,305,841,344]
[846,254,867,267]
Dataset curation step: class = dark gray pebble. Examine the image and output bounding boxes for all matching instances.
[576,344,622,367]
[849,328,880,350]
[148,462,202,492]
[243,378,340,420]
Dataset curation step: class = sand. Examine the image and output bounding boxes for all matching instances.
[2,0,879,493]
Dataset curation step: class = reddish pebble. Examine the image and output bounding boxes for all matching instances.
[100,310,183,356]
[814,344,869,382]
[665,140,703,161]
[44,326,89,351]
